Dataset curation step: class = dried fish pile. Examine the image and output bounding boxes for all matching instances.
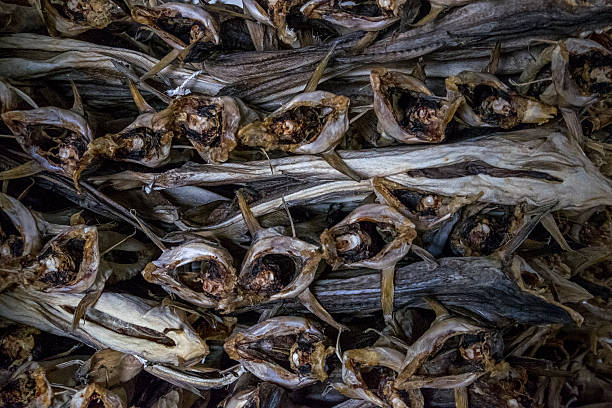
[0,0,611,407]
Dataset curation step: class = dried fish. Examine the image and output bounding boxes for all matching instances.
[543,38,612,107]
[224,316,334,389]
[142,242,238,311]
[238,91,349,155]
[70,383,126,408]
[445,71,557,128]
[0,287,208,366]
[131,3,220,49]
[91,129,612,211]
[371,68,462,143]
[301,0,399,32]
[2,107,93,187]
[0,361,53,408]
[37,0,127,37]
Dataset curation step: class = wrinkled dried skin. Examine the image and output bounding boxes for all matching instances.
[25,225,99,294]
[372,178,479,230]
[1,107,93,185]
[371,68,463,144]
[166,95,240,163]
[0,362,53,408]
[333,347,406,407]
[238,91,349,154]
[0,287,209,365]
[446,71,556,128]
[131,3,220,49]
[450,204,523,256]
[224,316,334,389]
[41,0,126,36]
[86,112,173,168]
[142,242,238,311]
[321,204,416,270]
[546,38,612,107]
[301,0,398,32]
[243,0,307,46]
[70,383,125,408]
[236,233,321,306]
[0,192,40,263]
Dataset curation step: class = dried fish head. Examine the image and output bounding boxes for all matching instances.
[371,68,463,144]
[321,204,416,270]
[237,232,321,304]
[446,71,557,128]
[0,325,39,371]
[25,225,100,294]
[2,107,93,186]
[333,346,405,407]
[85,112,173,168]
[224,316,334,389]
[131,3,220,49]
[142,242,238,311]
[301,0,399,32]
[222,382,293,408]
[372,177,480,230]
[39,0,127,36]
[395,316,485,388]
[450,204,523,256]
[0,361,53,408]
[70,383,126,408]
[165,95,240,163]
[243,0,308,46]
[238,91,349,155]
[0,192,40,263]
[546,38,612,107]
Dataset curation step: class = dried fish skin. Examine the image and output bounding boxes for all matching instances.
[0,192,41,263]
[131,3,220,49]
[445,71,557,128]
[0,287,209,366]
[142,242,238,311]
[321,204,416,270]
[242,0,307,46]
[301,0,398,32]
[70,383,125,408]
[224,316,334,389]
[0,361,53,408]
[165,95,240,163]
[238,91,349,155]
[2,107,93,186]
[371,68,463,144]
[24,225,99,294]
[333,346,405,407]
[545,38,612,107]
[236,232,322,305]
[85,112,173,168]
[39,0,127,37]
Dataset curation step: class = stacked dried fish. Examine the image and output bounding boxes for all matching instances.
[0,0,611,407]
